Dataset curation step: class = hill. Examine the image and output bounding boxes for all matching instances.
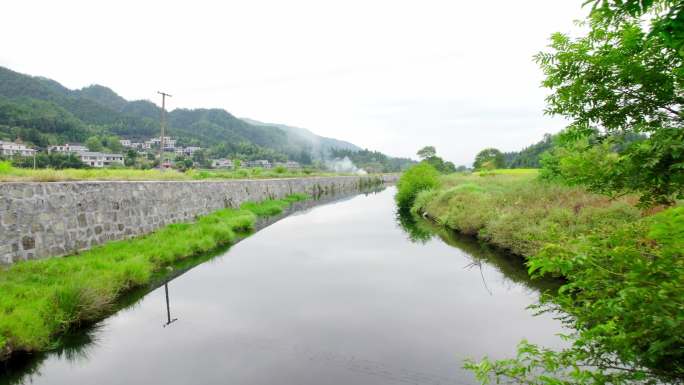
[0,66,408,169]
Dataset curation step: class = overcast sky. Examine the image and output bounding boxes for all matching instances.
[1,0,588,165]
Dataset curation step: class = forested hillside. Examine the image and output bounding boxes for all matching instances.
[0,66,407,169]
[503,133,555,168]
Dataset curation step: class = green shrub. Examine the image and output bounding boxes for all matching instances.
[395,163,440,210]
[468,207,684,383]
[0,161,13,174]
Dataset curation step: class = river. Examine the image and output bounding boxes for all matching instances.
[0,187,564,385]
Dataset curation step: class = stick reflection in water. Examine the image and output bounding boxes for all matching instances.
[163,282,178,327]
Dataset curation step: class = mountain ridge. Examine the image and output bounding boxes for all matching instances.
[0,66,414,170]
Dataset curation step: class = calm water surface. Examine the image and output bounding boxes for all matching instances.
[2,187,564,385]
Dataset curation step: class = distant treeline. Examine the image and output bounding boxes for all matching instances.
[503,133,554,168]
[329,148,415,173]
[502,131,645,169]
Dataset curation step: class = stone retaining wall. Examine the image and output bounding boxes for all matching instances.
[0,175,397,264]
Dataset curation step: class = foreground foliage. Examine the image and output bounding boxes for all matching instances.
[403,172,683,384]
[0,194,307,359]
[535,0,684,206]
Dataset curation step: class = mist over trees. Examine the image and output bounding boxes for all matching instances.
[328,148,415,173]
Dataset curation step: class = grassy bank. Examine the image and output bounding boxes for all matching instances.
[399,168,683,382]
[411,171,642,257]
[0,193,308,360]
[0,161,356,182]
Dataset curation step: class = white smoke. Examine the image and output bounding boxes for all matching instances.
[325,156,367,175]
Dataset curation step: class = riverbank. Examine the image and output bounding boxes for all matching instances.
[401,169,683,381]
[0,194,308,361]
[411,171,644,257]
[1,175,392,264]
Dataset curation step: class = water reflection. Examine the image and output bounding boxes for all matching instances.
[1,187,563,385]
[163,282,179,327]
[0,187,386,385]
[395,207,560,294]
[395,207,434,243]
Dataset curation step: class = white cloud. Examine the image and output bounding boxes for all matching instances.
[1,0,587,165]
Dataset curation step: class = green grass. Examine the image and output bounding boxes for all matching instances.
[239,193,308,216]
[474,168,539,176]
[412,172,642,256]
[0,161,359,182]
[0,194,308,359]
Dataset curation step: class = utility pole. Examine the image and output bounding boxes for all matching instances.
[157,91,172,167]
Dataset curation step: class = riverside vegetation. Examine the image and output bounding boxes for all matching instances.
[0,193,308,360]
[397,167,683,384]
[394,0,684,383]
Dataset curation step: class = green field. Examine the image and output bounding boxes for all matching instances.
[0,161,353,182]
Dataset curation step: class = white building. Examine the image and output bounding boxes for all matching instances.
[119,139,132,147]
[0,141,36,157]
[180,146,202,156]
[144,137,177,150]
[284,161,300,169]
[211,159,234,169]
[48,143,88,154]
[79,152,124,168]
[246,159,272,168]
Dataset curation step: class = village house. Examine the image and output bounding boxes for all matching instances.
[180,146,202,156]
[246,159,272,168]
[211,159,234,169]
[0,140,37,157]
[148,136,176,150]
[78,152,125,168]
[47,143,88,154]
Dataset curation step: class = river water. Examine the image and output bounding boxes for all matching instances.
[1,187,564,385]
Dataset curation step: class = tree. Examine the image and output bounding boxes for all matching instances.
[85,136,103,152]
[192,149,208,167]
[124,149,138,167]
[468,1,684,384]
[416,146,436,160]
[423,156,456,174]
[534,1,684,206]
[103,135,123,153]
[473,148,504,170]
